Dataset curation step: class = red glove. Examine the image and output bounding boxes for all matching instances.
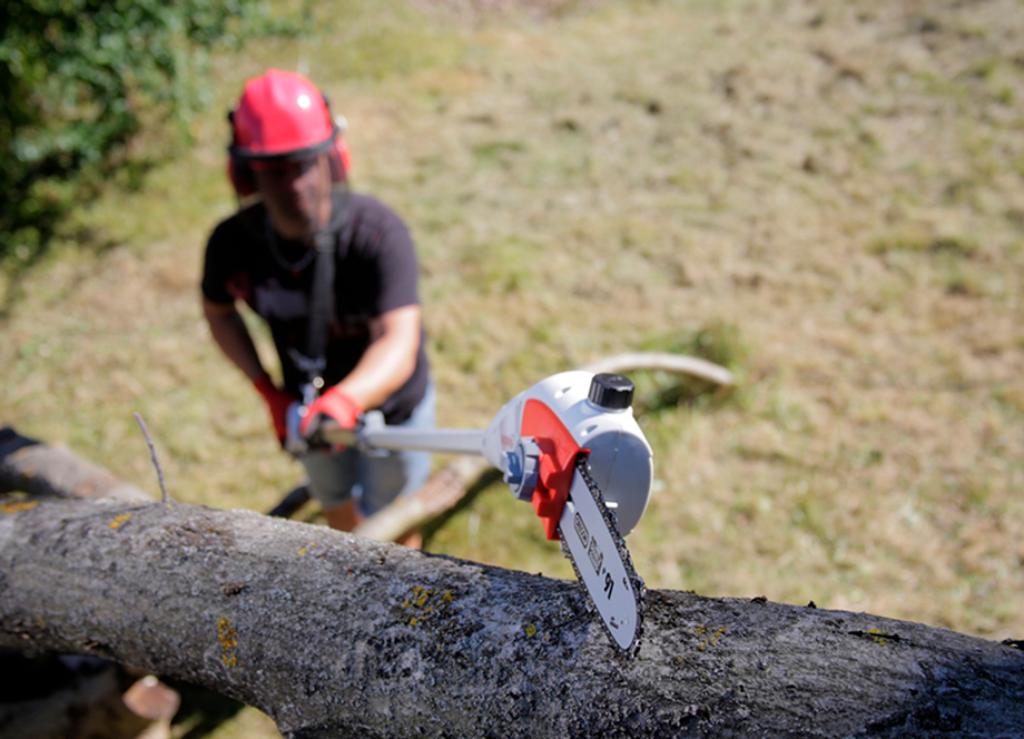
[252,376,295,443]
[300,386,362,438]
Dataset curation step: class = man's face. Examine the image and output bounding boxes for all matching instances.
[253,152,332,240]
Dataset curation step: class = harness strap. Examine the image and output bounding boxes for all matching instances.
[290,192,351,392]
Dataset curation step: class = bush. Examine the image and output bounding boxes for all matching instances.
[0,0,304,264]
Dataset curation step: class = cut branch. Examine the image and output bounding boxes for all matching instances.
[353,456,486,541]
[0,426,149,503]
[133,413,171,504]
[581,352,735,387]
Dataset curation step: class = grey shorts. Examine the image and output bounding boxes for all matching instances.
[300,384,436,517]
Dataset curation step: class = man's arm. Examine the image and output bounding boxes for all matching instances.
[330,304,421,411]
[203,297,295,442]
[202,297,268,382]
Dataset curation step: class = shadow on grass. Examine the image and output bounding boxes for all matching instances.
[631,371,738,418]
[629,322,747,417]
[0,650,247,738]
[0,216,59,320]
[164,677,248,739]
[0,159,152,320]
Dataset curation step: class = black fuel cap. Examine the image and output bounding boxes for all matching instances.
[588,373,634,410]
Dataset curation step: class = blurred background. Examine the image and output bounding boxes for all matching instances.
[2,0,1022,735]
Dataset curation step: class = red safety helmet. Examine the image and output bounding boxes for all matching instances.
[227,69,351,198]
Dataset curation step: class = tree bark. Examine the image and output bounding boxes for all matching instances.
[2,492,1022,737]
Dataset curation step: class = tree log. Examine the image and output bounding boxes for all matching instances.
[2,493,1023,737]
[0,427,149,503]
[353,456,489,542]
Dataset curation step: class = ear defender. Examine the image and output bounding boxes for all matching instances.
[327,114,352,184]
[226,111,259,198]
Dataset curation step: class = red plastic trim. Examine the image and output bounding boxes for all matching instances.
[520,398,588,541]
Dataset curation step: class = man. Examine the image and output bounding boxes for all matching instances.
[201,69,432,546]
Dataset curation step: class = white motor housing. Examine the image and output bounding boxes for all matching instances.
[482,371,653,536]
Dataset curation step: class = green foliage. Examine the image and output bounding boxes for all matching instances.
[0,0,306,266]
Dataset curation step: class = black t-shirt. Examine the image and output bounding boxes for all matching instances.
[201,190,430,423]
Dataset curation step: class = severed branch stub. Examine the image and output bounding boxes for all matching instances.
[133,413,171,504]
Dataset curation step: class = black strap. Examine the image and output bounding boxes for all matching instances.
[305,229,336,378]
[292,193,350,389]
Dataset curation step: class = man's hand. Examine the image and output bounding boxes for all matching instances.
[252,376,296,443]
[301,387,362,439]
